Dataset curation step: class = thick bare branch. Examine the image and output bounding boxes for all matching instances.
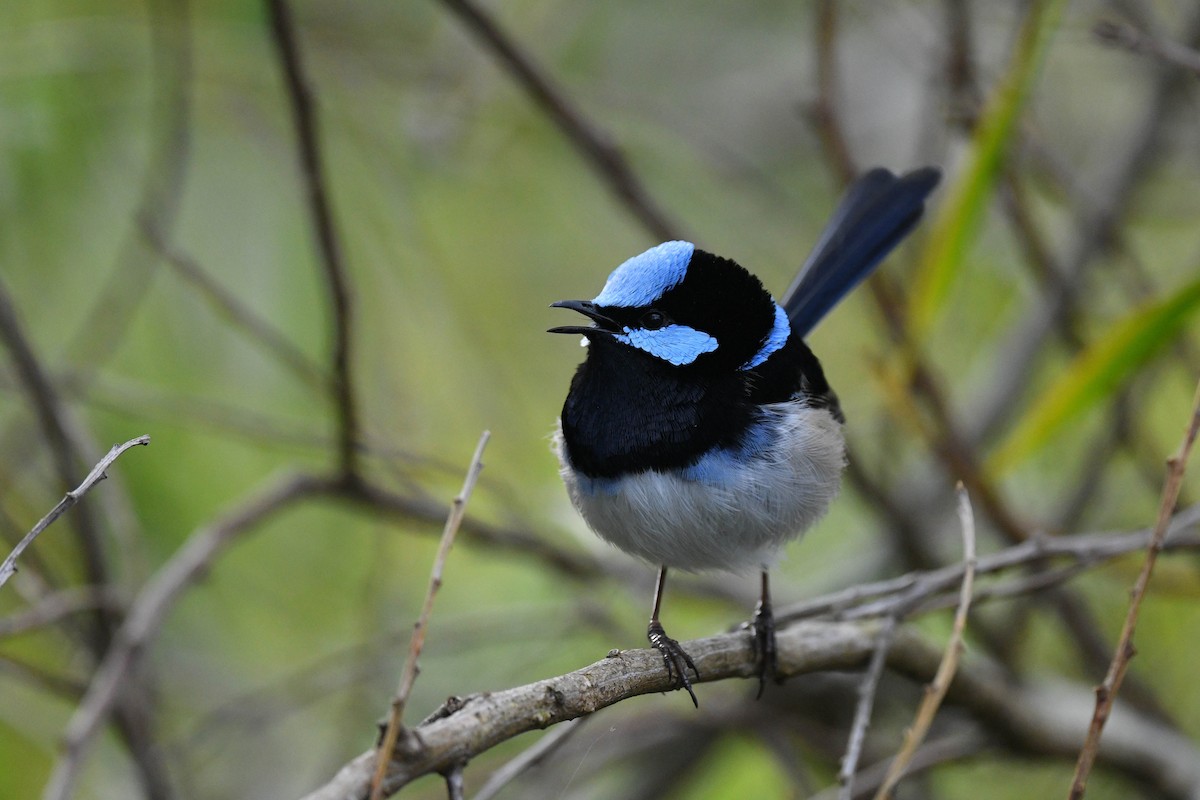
[304,621,881,800]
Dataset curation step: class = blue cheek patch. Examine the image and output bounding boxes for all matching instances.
[594,241,695,307]
[616,324,718,366]
[741,303,790,370]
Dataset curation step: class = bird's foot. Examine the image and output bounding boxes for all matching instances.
[751,598,778,699]
[647,620,699,707]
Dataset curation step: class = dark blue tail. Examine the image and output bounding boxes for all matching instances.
[783,167,941,336]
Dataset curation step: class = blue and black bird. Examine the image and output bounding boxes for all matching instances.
[550,167,941,705]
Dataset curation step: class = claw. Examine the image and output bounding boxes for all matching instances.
[648,619,699,707]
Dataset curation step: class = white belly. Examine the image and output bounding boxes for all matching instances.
[555,403,845,572]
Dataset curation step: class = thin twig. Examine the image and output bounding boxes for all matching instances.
[810,0,857,184]
[264,0,360,479]
[0,275,115,629]
[370,431,491,800]
[838,616,899,800]
[141,220,328,393]
[1069,376,1200,798]
[811,730,989,800]
[780,503,1200,624]
[0,436,150,589]
[437,0,681,241]
[1095,17,1200,77]
[875,484,977,798]
[0,586,127,639]
[472,718,585,800]
[885,629,1200,799]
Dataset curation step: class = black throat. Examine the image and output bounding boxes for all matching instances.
[560,336,754,479]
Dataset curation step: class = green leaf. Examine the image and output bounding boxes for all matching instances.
[988,278,1200,475]
[907,0,1067,340]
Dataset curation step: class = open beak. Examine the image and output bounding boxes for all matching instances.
[548,300,620,336]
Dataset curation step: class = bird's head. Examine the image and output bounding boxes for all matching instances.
[549,241,790,372]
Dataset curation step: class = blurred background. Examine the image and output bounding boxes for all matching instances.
[2,0,1200,798]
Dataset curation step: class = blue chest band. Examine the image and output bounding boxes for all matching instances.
[594,241,695,307]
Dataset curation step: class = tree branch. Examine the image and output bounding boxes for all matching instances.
[303,621,882,800]
[437,0,682,241]
[370,432,490,799]
[0,436,150,589]
[1070,376,1200,797]
[875,485,977,798]
[264,0,360,480]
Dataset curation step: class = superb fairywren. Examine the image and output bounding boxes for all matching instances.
[550,167,941,704]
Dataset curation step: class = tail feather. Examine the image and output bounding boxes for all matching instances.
[783,167,941,336]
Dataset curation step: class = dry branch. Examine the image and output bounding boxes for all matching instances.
[303,621,882,800]
[265,0,360,479]
[838,616,898,800]
[0,436,151,589]
[438,0,682,241]
[370,432,490,799]
[875,485,977,798]
[1069,377,1200,797]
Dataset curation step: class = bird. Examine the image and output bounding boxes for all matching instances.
[549,167,941,705]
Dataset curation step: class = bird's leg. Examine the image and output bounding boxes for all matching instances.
[752,570,778,698]
[647,565,699,707]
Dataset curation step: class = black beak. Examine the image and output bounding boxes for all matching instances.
[548,300,620,335]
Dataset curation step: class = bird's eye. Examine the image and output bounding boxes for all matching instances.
[640,310,667,330]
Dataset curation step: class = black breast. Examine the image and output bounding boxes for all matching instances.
[560,337,754,479]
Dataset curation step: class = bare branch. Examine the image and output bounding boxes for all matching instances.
[437,0,682,241]
[809,0,857,184]
[780,503,1200,624]
[0,276,115,623]
[0,436,150,590]
[471,718,585,800]
[1095,17,1200,76]
[141,221,328,393]
[887,631,1200,799]
[371,432,491,800]
[264,0,360,479]
[303,621,882,800]
[875,485,977,798]
[1070,377,1200,797]
[838,616,899,800]
[814,731,990,800]
[0,586,127,639]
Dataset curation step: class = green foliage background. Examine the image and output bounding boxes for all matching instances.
[2,1,1199,798]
